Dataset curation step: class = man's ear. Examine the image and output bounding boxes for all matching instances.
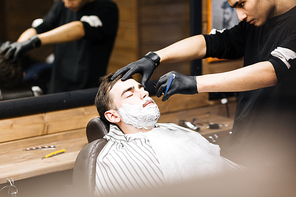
[104,110,121,123]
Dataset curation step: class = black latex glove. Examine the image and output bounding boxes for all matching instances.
[0,41,11,53]
[111,51,160,88]
[1,35,41,60]
[156,71,198,101]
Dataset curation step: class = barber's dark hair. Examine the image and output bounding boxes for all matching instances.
[95,73,122,124]
[0,54,23,89]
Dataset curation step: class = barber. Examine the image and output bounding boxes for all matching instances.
[1,0,118,94]
[112,0,296,168]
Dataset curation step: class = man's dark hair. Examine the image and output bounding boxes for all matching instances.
[0,54,23,89]
[95,73,123,124]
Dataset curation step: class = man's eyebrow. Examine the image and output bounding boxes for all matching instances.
[121,86,134,97]
[230,1,239,8]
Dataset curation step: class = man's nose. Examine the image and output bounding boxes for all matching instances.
[236,9,247,21]
[140,89,149,100]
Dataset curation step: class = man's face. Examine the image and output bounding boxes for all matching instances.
[223,8,234,24]
[109,78,153,109]
[62,0,93,12]
[227,0,275,26]
[108,78,160,129]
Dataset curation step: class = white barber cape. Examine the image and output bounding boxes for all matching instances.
[94,123,240,196]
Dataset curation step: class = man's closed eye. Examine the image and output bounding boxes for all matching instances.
[126,93,133,98]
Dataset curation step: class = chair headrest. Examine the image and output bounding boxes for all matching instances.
[0,87,34,100]
[86,117,109,143]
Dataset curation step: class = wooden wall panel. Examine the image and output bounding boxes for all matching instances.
[3,0,54,41]
[0,124,46,143]
[0,114,46,143]
[155,93,210,113]
[1,0,54,61]
[45,106,97,134]
[138,0,191,81]
[0,114,44,129]
[46,114,96,134]
[0,106,97,143]
[107,0,139,74]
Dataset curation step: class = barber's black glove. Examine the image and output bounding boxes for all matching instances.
[0,41,11,53]
[156,71,198,101]
[111,51,160,88]
[1,35,41,60]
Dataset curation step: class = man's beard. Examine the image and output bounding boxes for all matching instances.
[117,97,160,129]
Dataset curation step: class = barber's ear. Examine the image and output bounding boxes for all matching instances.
[104,110,121,123]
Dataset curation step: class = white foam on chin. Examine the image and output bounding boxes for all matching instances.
[117,97,160,129]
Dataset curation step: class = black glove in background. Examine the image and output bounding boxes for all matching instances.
[156,71,198,101]
[0,41,11,53]
[0,35,41,60]
[111,54,157,88]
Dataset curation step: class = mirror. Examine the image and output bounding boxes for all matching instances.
[0,0,202,120]
[0,0,115,120]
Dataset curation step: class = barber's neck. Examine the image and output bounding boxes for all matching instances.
[118,122,153,134]
[273,0,296,17]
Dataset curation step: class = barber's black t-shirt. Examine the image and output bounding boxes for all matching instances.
[204,6,296,166]
[35,0,118,93]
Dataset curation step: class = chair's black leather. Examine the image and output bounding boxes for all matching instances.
[72,117,109,196]
[86,117,109,143]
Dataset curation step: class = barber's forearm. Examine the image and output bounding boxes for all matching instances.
[17,28,37,42]
[38,21,85,45]
[155,35,206,65]
[196,61,278,93]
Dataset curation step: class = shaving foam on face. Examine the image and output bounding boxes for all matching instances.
[117,97,160,129]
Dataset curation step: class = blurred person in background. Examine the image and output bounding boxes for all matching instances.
[1,0,118,94]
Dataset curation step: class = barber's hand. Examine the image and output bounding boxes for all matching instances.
[0,35,41,59]
[156,71,198,101]
[111,52,160,88]
[0,41,11,53]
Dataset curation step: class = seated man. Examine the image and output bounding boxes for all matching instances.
[0,53,23,89]
[0,54,43,100]
[94,73,242,196]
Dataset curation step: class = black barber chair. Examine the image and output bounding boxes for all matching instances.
[0,86,43,101]
[72,117,109,196]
